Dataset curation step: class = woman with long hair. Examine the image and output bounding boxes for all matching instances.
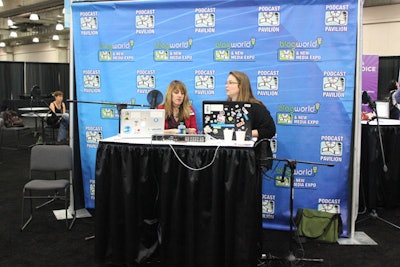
[225,71,275,139]
[158,80,198,134]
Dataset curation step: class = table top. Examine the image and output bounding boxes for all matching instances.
[21,112,61,118]
[18,107,49,111]
[101,135,255,147]
[361,118,400,126]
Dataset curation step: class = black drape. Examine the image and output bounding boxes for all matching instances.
[0,62,24,109]
[378,56,400,100]
[26,62,69,99]
[360,123,400,209]
[95,142,260,267]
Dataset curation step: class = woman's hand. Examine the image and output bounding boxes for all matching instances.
[187,128,197,134]
[164,129,179,134]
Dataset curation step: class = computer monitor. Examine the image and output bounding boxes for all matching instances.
[202,101,252,140]
[375,101,389,119]
[119,109,165,138]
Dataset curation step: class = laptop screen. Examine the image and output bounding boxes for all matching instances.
[375,101,389,119]
[119,109,165,138]
[202,101,252,140]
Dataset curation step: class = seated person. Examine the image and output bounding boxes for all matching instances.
[225,71,276,140]
[158,80,198,134]
[49,90,69,143]
[225,71,276,169]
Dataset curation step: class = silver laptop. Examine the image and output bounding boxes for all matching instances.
[119,109,165,138]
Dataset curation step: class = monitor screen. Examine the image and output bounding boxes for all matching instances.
[375,101,389,119]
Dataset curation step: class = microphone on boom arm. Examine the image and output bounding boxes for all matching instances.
[362,91,376,110]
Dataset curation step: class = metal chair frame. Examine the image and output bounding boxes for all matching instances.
[21,145,76,231]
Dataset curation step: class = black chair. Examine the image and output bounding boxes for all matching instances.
[21,145,76,231]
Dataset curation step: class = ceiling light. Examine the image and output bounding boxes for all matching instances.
[0,0,3,7]
[7,18,13,27]
[52,35,60,41]
[32,37,39,43]
[10,31,17,38]
[29,13,40,21]
[56,23,64,31]
[0,42,6,48]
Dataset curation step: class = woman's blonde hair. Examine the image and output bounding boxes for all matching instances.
[227,71,263,106]
[162,80,191,120]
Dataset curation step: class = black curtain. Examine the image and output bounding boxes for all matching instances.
[378,56,400,100]
[0,62,24,109]
[25,62,70,99]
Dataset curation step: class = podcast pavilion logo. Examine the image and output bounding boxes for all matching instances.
[137,70,156,94]
[320,135,343,162]
[80,11,98,36]
[325,4,349,32]
[258,5,280,32]
[194,7,216,33]
[83,70,101,93]
[257,70,279,96]
[262,194,276,219]
[194,70,215,95]
[318,198,341,214]
[136,9,155,34]
[85,126,103,149]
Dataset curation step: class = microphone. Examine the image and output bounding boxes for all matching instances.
[147,90,163,109]
[362,91,376,110]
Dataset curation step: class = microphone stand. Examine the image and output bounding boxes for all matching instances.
[357,100,400,230]
[260,157,334,266]
[66,99,149,133]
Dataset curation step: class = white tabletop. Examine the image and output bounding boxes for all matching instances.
[361,118,400,126]
[18,107,49,111]
[21,112,61,118]
[101,135,255,147]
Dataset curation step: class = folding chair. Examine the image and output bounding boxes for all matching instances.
[21,145,76,231]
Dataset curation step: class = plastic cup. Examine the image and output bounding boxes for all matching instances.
[223,128,233,141]
[235,130,246,143]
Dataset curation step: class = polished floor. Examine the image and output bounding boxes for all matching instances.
[1,131,400,266]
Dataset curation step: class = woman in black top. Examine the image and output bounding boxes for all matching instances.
[49,90,69,143]
[225,71,276,168]
[225,71,276,139]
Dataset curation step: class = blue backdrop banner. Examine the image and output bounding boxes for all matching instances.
[72,0,357,236]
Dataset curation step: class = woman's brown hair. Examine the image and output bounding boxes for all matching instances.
[162,80,191,121]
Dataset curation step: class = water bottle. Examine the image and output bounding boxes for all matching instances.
[178,122,187,134]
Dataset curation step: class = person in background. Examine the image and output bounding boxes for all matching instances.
[158,80,198,134]
[388,79,400,119]
[225,71,276,169]
[49,90,69,143]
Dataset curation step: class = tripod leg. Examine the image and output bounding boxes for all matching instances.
[370,209,400,230]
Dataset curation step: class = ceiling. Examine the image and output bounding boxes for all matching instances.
[0,0,67,47]
[0,0,398,47]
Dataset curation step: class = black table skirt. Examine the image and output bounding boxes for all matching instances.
[95,141,260,267]
[360,124,400,209]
